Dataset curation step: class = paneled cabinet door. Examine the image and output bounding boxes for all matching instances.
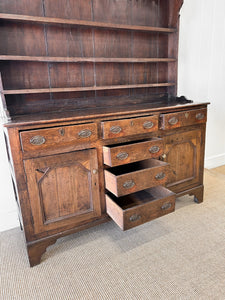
[163,129,203,193]
[24,149,101,235]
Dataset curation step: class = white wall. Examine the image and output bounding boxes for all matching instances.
[0,121,19,232]
[1,0,225,231]
[178,0,225,168]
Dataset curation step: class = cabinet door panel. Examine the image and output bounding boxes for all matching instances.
[163,129,202,192]
[24,149,101,234]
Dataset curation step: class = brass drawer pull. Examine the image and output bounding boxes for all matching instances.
[129,214,141,222]
[116,152,129,160]
[78,129,92,138]
[168,117,178,125]
[143,121,154,129]
[196,113,205,120]
[149,146,160,154]
[30,135,46,146]
[161,203,172,210]
[110,126,122,134]
[123,180,135,189]
[155,172,166,180]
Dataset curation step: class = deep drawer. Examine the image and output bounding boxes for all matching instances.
[20,123,98,152]
[103,138,163,167]
[106,186,175,230]
[104,159,169,197]
[101,115,158,139]
[159,108,207,130]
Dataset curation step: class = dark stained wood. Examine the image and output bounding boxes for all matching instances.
[23,149,101,234]
[20,123,98,152]
[44,0,93,20]
[0,55,177,63]
[169,0,184,27]
[106,186,175,230]
[162,129,202,193]
[101,115,159,139]
[0,0,43,16]
[2,83,175,95]
[0,23,46,56]
[0,13,176,33]
[104,159,169,197]
[176,185,204,204]
[5,101,209,128]
[27,237,57,267]
[159,108,207,130]
[103,138,164,167]
[0,0,209,267]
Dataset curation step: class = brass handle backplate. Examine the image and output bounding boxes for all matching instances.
[110,126,122,134]
[129,214,141,222]
[143,121,154,129]
[168,117,178,125]
[196,113,205,120]
[116,152,129,160]
[78,129,92,138]
[30,135,46,146]
[123,180,135,189]
[155,172,166,180]
[149,146,160,154]
[161,203,172,210]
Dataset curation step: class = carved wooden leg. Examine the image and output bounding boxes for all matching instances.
[192,185,204,204]
[27,237,57,267]
[176,185,204,204]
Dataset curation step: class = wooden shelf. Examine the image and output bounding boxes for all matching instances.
[2,83,175,95]
[0,13,176,33]
[0,55,177,63]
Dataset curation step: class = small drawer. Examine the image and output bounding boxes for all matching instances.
[103,138,163,167]
[159,108,207,130]
[20,123,97,152]
[104,159,169,197]
[101,115,158,139]
[106,186,175,230]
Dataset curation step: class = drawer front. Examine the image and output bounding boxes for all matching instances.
[20,123,98,152]
[101,115,158,139]
[159,108,207,130]
[104,159,169,197]
[103,138,163,167]
[106,186,175,230]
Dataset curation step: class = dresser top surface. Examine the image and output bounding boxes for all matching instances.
[4,99,209,128]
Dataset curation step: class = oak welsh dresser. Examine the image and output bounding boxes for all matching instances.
[0,0,209,266]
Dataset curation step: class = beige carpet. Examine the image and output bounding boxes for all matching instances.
[1,169,225,300]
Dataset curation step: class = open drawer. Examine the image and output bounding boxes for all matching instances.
[104,159,169,197]
[103,138,163,167]
[106,186,175,230]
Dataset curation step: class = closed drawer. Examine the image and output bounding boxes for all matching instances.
[101,115,158,139]
[20,123,97,152]
[159,108,207,130]
[104,159,169,197]
[106,186,175,230]
[103,138,163,167]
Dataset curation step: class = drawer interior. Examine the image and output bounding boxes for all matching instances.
[107,158,168,176]
[107,186,174,210]
[106,186,175,230]
[105,138,156,148]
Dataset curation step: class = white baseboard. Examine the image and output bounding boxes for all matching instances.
[0,210,19,232]
[205,153,225,169]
